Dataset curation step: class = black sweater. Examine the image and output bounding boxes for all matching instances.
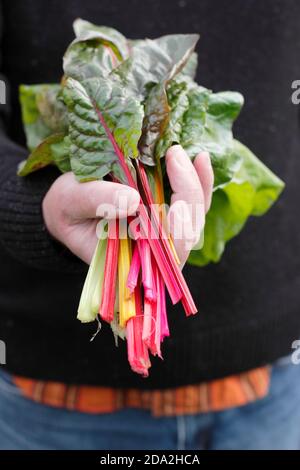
[0,0,299,389]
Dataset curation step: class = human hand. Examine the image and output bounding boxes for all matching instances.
[42,173,140,264]
[42,144,213,266]
[166,145,214,266]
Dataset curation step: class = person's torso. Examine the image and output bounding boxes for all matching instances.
[0,0,299,387]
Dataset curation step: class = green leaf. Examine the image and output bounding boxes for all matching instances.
[138,83,170,166]
[179,52,198,80]
[17,133,66,176]
[188,140,285,266]
[17,22,285,273]
[230,140,285,216]
[155,80,190,159]
[128,34,199,165]
[62,77,144,182]
[63,19,129,81]
[50,135,72,173]
[19,84,67,150]
[113,34,199,100]
[157,83,244,188]
[182,88,245,188]
[73,19,129,60]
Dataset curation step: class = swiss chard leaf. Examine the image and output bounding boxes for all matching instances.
[19,84,67,151]
[183,89,244,188]
[62,77,144,182]
[113,34,199,100]
[155,80,191,159]
[63,19,129,81]
[125,34,199,165]
[50,136,72,173]
[73,19,129,60]
[138,83,170,166]
[188,140,285,266]
[17,21,284,270]
[17,133,67,176]
[179,52,198,80]
[157,82,244,188]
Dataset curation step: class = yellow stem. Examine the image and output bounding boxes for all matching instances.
[118,236,136,328]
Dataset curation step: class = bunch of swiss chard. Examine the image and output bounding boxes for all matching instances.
[18,19,284,376]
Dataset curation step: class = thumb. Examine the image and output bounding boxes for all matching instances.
[61,173,140,220]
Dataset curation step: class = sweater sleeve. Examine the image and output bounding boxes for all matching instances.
[0,5,85,272]
[0,133,85,272]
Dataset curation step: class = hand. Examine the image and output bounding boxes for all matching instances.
[166,145,214,266]
[42,144,213,266]
[42,174,140,264]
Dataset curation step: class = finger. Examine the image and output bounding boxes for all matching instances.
[168,199,202,267]
[166,145,205,233]
[193,151,214,213]
[66,219,99,264]
[166,145,205,263]
[166,145,201,196]
[63,173,140,220]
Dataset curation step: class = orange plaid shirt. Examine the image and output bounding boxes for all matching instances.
[13,366,270,417]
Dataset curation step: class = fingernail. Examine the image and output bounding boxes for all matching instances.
[200,151,210,162]
[167,145,189,169]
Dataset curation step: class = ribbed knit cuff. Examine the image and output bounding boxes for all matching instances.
[0,136,85,272]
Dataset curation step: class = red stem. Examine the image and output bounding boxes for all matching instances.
[137,161,197,315]
[94,106,197,315]
[99,220,119,323]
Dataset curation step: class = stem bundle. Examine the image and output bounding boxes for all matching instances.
[80,105,197,375]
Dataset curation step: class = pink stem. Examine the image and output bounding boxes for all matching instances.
[126,242,141,293]
[94,106,197,314]
[127,286,151,376]
[99,220,119,323]
[159,272,169,341]
[142,298,153,347]
[137,162,197,316]
[138,239,156,302]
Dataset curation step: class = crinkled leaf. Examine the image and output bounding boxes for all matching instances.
[188,140,285,266]
[17,22,284,273]
[50,135,72,173]
[17,133,66,176]
[138,83,170,165]
[157,83,244,188]
[153,34,199,81]
[36,86,68,132]
[113,34,199,100]
[73,18,129,60]
[63,19,129,81]
[179,52,198,80]
[155,80,190,159]
[19,84,67,150]
[184,89,244,188]
[62,77,144,182]
[128,34,198,165]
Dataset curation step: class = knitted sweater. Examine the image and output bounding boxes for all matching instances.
[0,0,299,389]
